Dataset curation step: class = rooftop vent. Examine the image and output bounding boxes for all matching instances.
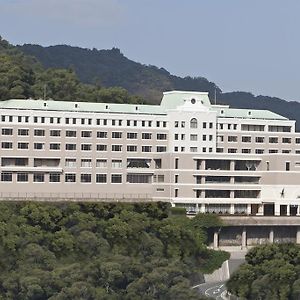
[191,98,196,104]
[75,103,78,108]
[106,105,109,109]
[43,102,47,107]
[248,111,252,116]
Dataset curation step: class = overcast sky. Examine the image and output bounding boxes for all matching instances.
[0,0,300,101]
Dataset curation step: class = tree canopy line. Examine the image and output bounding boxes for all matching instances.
[0,36,144,104]
[0,202,228,299]
[227,243,300,300]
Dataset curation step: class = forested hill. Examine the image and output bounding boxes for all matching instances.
[18,44,220,104]
[18,43,300,130]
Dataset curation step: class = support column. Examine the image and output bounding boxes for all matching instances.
[296,227,300,244]
[230,204,235,215]
[269,227,274,243]
[287,206,290,216]
[274,203,280,216]
[241,227,247,249]
[230,160,235,171]
[200,203,205,213]
[297,206,300,216]
[247,204,252,215]
[213,229,219,249]
[257,204,264,216]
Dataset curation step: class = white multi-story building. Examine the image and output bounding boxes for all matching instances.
[0,90,300,216]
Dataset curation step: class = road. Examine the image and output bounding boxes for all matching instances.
[194,281,228,299]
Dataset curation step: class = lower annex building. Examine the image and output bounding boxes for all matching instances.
[0,90,300,216]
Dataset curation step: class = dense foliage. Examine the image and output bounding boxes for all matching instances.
[18,42,300,130]
[0,36,143,104]
[18,44,220,104]
[227,244,300,300]
[0,202,228,299]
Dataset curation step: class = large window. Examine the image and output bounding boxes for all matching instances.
[97,144,107,151]
[2,142,12,149]
[96,159,107,168]
[190,118,198,129]
[50,130,61,137]
[81,131,92,138]
[34,129,45,136]
[127,174,151,183]
[96,174,107,183]
[81,159,92,168]
[66,130,77,137]
[81,144,92,151]
[33,173,44,182]
[127,145,137,152]
[50,143,60,150]
[18,142,29,149]
[49,173,60,182]
[1,172,12,182]
[2,128,13,135]
[65,158,76,167]
[157,133,167,140]
[17,173,28,182]
[142,133,152,139]
[111,174,122,183]
[34,143,44,150]
[112,145,122,152]
[65,174,76,183]
[127,132,137,139]
[66,144,76,151]
[18,129,29,136]
[127,159,151,168]
[97,131,107,138]
[112,132,122,139]
[112,159,122,168]
[81,174,92,183]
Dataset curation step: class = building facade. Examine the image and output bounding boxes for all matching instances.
[0,91,300,216]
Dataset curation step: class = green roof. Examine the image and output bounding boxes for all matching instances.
[212,106,287,120]
[0,90,290,121]
[0,99,166,115]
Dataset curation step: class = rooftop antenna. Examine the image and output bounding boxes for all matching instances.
[43,84,47,100]
[214,88,217,105]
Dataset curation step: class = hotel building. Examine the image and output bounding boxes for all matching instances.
[0,91,300,216]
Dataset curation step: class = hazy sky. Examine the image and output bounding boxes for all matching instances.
[0,0,300,101]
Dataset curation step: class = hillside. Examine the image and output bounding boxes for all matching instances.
[18,43,300,130]
[18,44,220,104]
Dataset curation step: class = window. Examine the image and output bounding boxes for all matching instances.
[111,174,122,183]
[127,158,151,168]
[282,138,291,144]
[81,144,92,151]
[174,121,179,128]
[217,135,224,142]
[33,173,44,182]
[156,121,160,127]
[174,134,179,140]
[175,175,178,183]
[97,144,107,151]
[127,132,137,139]
[112,145,122,152]
[296,138,300,144]
[242,136,251,143]
[65,174,76,183]
[203,122,207,129]
[142,146,152,152]
[66,130,76,137]
[66,144,76,151]
[18,129,29,136]
[190,147,197,152]
[181,121,185,128]
[209,122,213,129]
[17,173,28,182]
[96,174,107,183]
[282,150,291,154]
[190,118,197,128]
[256,137,264,143]
[228,148,237,153]
[50,130,60,137]
[242,124,265,131]
[65,158,76,167]
[50,143,60,150]
[203,135,207,141]
[242,149,251,154]
[175,189,178,198]
[153,175,164,183]
[2,142,12,149]
[97,131,107,138]
[81,131,92,138]
[112,159,122,168]
[228,136,237,142]
[34,129,45,136]
[174,146,178,152]
[189,134,197,141]
[112,132,122,139]
[269,137,278,143]
[49,173,60,182]
[268,125,291,132]
[81,174,91,183]
[81,159,92,168]
[2,128,13,135]
[18,142,29,149]
[142,133,152,139]
[33,143,45,150]
[255,149,264,154]
[216,148,224,153]
[269,149,278,153]
[1,172,12,182]
[175,158,179,169]
[127,174,151,183]
[127,145,137,152]
[157,146,166,152]
[286,162,290,171]
[96,159,107,168]
[157,133,167,140]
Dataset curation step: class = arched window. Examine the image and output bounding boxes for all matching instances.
[190,118,198,129]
